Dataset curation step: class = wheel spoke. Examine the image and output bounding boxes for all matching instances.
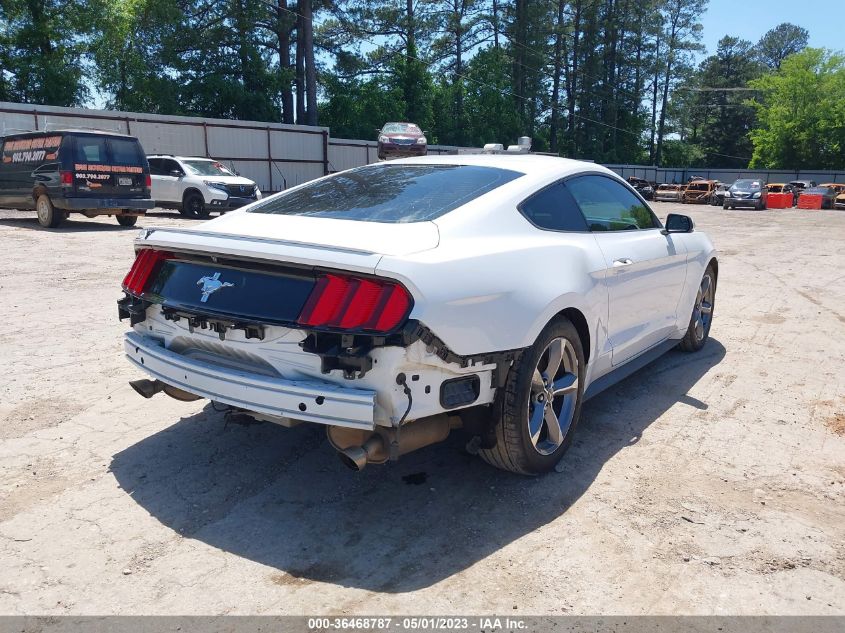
[532,368,544,391]
[544,406,562,446]
[528,405,545,445]
[545,338,564,379]
[552,372,578,396]
[699,300,712,315]
[700,275,712,297]
[694,314,704,340]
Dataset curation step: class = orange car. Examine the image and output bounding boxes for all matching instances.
[681,180,718,204]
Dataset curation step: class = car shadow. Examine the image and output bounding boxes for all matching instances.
[0,216,140,232]
[111,339,726,593]
[0,210,213,232]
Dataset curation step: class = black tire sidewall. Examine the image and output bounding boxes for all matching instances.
[117,214,138,227]
[183,192,205,218]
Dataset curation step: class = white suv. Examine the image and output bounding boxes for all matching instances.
[147,155,262,218]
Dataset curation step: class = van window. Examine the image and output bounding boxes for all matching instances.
[74,137,107,164]
[109,138,144,166]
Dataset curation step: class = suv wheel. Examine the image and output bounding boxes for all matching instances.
[116,214,138,227]
[182,191,209,218]
[36,194,64,228]
[478,317,585,475]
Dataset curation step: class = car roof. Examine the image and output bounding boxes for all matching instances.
[147,155,213,160]
[387,153,613,178]
[2,128,137,139]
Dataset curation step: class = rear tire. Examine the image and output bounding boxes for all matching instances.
[35,194,63,228]
[478,317,585,475]
[678,264,716,353]
[116,214,138,227]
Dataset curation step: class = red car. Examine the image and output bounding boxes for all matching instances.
[377,122,427,160]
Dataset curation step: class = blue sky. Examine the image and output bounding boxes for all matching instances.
[700,0,842,57]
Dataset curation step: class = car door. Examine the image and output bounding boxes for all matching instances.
[158,158,184,203]
[566,174,689,366]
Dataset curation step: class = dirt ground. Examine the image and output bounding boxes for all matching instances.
[0,203,843,616]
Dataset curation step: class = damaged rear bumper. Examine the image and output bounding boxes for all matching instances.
[124,331,376,430]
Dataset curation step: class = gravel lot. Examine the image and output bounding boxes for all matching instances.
[0,203,843,615]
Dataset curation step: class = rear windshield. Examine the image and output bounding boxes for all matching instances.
[109,138,145,165]
[805,187,831,195]
[249,164,523,223]
[74,137,107,163]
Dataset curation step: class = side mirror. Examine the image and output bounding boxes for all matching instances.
[664,213,694,234]
[169,169,182,177]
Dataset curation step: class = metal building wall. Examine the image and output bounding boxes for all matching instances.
[0,102,476,194]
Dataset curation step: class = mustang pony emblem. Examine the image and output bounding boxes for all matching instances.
[197,272,234,303]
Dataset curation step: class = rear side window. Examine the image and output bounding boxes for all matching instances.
[519,182,588,232]
[147,158,163,175]
[567,175,660,231]
[249,164,522,223]
[109,138,144,166]
[74,137,107,164]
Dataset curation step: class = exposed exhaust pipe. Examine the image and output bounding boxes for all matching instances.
[128,379,202,402]
[129,379,164,399]
[328,414,459,471]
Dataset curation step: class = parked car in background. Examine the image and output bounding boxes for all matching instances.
[654,184,684,202]
[724,179,768,210]
[626,176,655,200]
[836,190,845,209]
[711,183,731,206]
[819,183,845,196]
[0,129,153,228]
[118,155,717,475]
[377,122,427,160]
[766,183,798,206]
[799,186,838,209]
[788,180,816,194]
[682,179,718,204]
[147,155,261,218]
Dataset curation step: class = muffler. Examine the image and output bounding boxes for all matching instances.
[328,414,459,471]
[128,379,202,402]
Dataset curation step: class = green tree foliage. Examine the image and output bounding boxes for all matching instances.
[756,23,809,70]
[1,0,832,169]
[748,48,845,170]
[691,36,763,168]
[0,0,89,106]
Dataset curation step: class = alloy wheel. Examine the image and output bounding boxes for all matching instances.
[527,337,579,455]
[693,274,714,342]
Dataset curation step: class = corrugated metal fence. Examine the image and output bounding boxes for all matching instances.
[0,102,475,193]
[5,103,842,189]
[604,164,845,185]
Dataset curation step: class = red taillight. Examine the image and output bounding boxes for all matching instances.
[297,273,412,333]
[122,249,174,296]
[144,173,151,188]
[60,171,72,186]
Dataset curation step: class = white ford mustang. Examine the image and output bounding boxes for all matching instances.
[119,154,717,475]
